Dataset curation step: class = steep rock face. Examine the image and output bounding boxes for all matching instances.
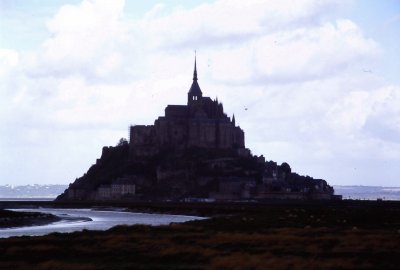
[56,144,131,201]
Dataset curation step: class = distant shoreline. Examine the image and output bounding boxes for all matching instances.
[0,198,55,201]
[1,199,400,219]
[2,184,400,202]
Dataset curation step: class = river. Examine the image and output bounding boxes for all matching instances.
[0,208,205,238]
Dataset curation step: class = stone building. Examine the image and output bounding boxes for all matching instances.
[111,177,136,197]
[95,177,136,200]
[130,57,245,157]
[97,185,111,199]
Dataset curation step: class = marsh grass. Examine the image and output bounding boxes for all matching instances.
[1,201,400,269]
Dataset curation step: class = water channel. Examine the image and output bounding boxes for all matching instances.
[0,208,204,238]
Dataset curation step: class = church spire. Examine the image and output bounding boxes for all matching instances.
[188,52,203,105]
[232,114,236,126]
[193,51,198,81]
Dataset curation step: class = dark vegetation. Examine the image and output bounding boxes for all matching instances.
[68,144,131,191]
[0,209,60,228]
[1,200,400,269]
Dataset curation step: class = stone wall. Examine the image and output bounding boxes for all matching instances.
[129,91,245,157]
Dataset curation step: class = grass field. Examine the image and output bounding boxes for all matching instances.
[0,200,399,269]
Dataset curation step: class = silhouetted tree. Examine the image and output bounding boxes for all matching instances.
[117,138,128,146]
[280,162,291,174]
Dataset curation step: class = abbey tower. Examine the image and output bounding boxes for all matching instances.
[129,57,245,157]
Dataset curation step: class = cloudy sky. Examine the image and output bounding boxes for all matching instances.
[0,0,399,187]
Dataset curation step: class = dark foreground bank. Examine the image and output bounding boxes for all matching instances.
[1,200,400,270]
[0,209,61,229]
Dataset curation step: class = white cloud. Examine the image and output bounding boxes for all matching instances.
[28,0,136,82]
[0,49,19,76]
[206,19,380,84]
[326,85,400,139]
[0,0,399,186]
[139,0,344,50]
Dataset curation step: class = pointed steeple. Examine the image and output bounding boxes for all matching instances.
[232,114,236,126]
[193,51,198,81]
[188,52,203,105]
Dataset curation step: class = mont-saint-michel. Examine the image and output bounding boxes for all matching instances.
[57,58,335,202]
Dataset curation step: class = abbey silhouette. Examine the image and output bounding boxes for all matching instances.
[57,57,336,202]
[130,56,244,157]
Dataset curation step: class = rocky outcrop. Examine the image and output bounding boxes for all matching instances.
[56,144,334,201]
